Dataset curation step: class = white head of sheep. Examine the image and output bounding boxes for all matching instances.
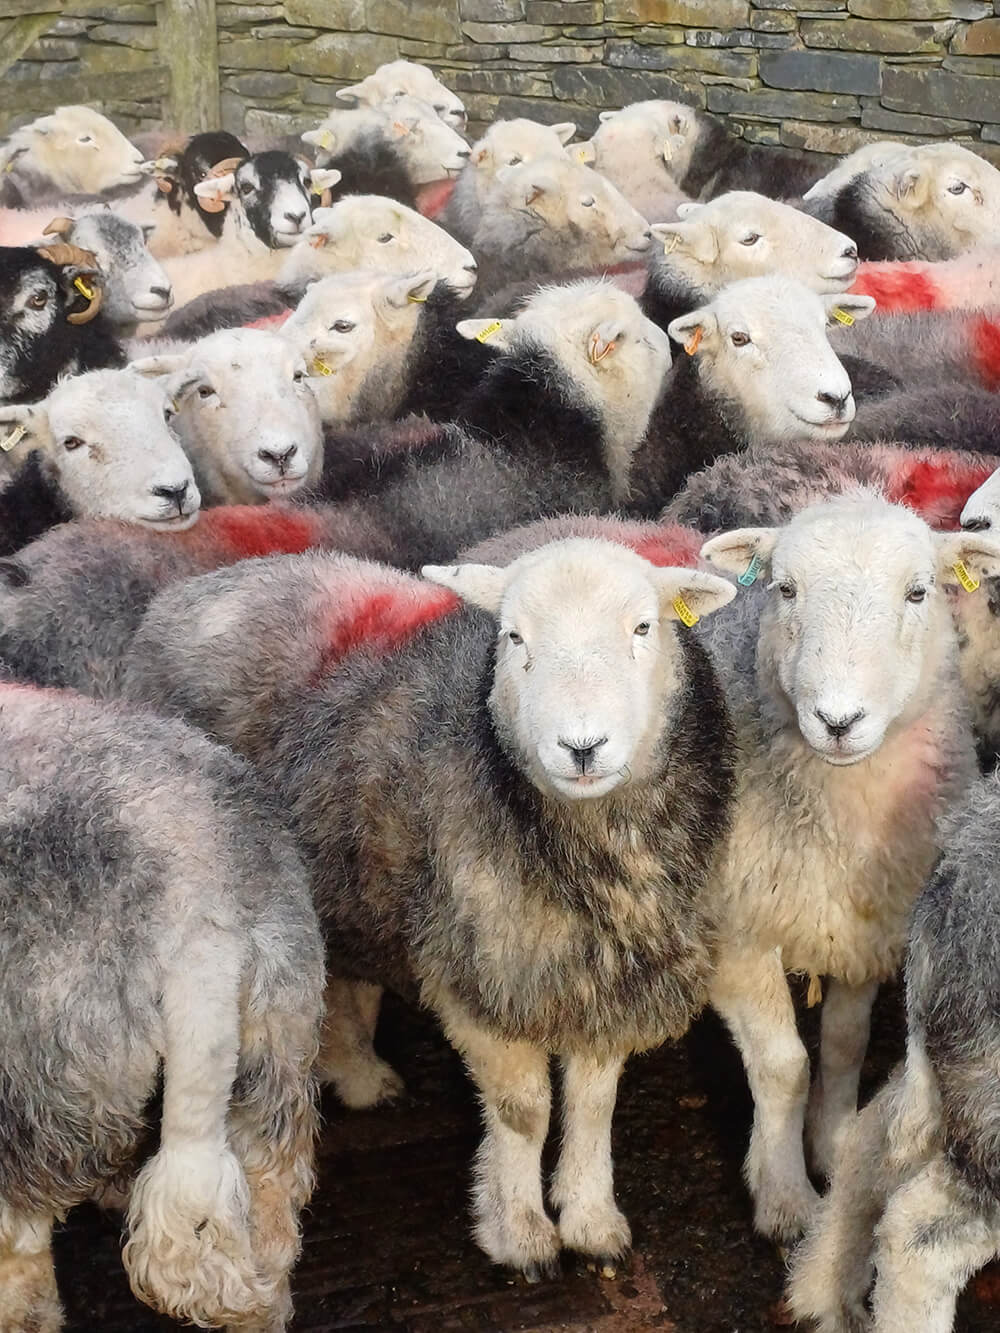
[862,142,1000,257]
[424,538,735,799]
[335,58,466,130]
[284,195,478,294]
[598,101,699,187]
[0,106,144,194]
[0,368,200,527]
[668,276,875,443]
[467,118,578,181]
[960,467,1000,532]
[651,191,860,293]
[130,329,322,504]
[304,97,469,184]
[703,495,1000,765]
[801,140,911,205]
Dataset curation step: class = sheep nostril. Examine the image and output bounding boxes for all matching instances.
[815,708,865,740]
[457,149,471,160]
[963,516,992,532]
[150,285,171,301]
[284,210,306,227]
[817,390,849,414]
[152,481,189,514]
[843,244,858,261]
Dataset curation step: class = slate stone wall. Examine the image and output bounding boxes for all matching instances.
[6,0,1000,163]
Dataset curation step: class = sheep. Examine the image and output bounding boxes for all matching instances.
[0,106,143,205]
[641,190,860,334]
[848,383,1000,457]
[786,779,1000,1333]
[441,118,577,244]
[575,101,692,223]
[827,307,1000,394]
[335,58,466,130]
[0,244,123,404]
[851,246,1000,313]
[278,194,478,297]
[627,277,878,515]
[0,681,324,1331]
[800,139,910,214]
[468,155,652,295]
[129,327,322,504]
[815,142,1000,262]
[0,366,199,551]
[122,536,738,1274]
[697,495,995,1242]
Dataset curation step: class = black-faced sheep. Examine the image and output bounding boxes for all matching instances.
[0,682,323,1331]
[123,537,737,1277]
[0,106,144,205]
[334,58,466,130]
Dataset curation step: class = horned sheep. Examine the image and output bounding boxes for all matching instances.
[0,106,144,205]
[0,682,324,1331]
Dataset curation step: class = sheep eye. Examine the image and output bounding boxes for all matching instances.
[581,196,595,208]
[906,587,927,604]
[293,369,306,383]
[508,155,522,166]
[377,232,394,243]
[332,319,356,333]
[239,180,254,195]
[26,291,48,309]
[78,135,93,145]
[508,629,523,645]
[741,232,761,246]
[947,181,968,196]
[730,330,751,347]
[634,621,651,636]
[197,384,214,399]
[777,581,796,600]
[63,436,84,451]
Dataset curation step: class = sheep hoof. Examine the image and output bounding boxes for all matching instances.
[583,1254,622,1280]
[520,1257,561,1284]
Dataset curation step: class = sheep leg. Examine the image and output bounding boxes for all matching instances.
[0,1210,62,1333]
[551,1051,630,1272]
[439,998,558,1279]
[871,1154,1000,1333]
[317,978,404,1109]
[711,947,819,1241]
[807,978,879,1180]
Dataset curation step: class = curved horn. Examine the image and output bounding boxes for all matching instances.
[42,216,74,238]
[205,155,244,178]
[35,242,97,269]
[65,276,103,325]
[35,244,105,325]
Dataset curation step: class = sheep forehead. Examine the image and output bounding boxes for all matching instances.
[235,160,262,192]
[71,209,143,258]
[483,119,564,153]
[47,370,167,438]
[518,280,646,339]
[296,271,386,316]
[708,277,827,337]
[45,105,128,146]
[198,328,300,376]
[502,539,659,631]
[776,499,934,591]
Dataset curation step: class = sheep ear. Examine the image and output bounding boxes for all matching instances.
[309,167,342,197]
[674,201,702,218]
[571,139,596,166]
[552,122,577,146]
[936,531,1000,587]
[471,143,490,166]
[302,128,336,152]
[0,404,47,459]
[667,306,718,354]
[891,164,929,210]
[421,561,509,613]
[335,83,366,106]
[587,318,626,366]
[128,353,189,377]
[598,110,617,124]
[194,173,235,206]
[700,527,780,578]
[656,568,737,622]
[652,220,717,266]
[385,269,437,308]
[456,318,510,349]
[823,293,876,327]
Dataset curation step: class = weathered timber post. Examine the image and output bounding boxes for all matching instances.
[0,8,63,81]
[160,0,219,133]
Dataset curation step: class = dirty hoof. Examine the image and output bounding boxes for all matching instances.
[520,1256,561,1284]
[583,1253,623,1280]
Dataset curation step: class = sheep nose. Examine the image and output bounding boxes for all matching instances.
[817,389,850,415]
[962,516,992,532]
[558,736,608,774]
[842,243,858,260]
[464,260,478,273]
[152,481,189,513]
[457,149,471,160]
[815,708,865,740]
[258,444,297,473]
[150,285,171,302]
[284,210,307,228]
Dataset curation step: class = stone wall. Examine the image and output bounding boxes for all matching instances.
[6,0,1000,163]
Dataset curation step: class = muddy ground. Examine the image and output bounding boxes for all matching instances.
[59,984,999,1332]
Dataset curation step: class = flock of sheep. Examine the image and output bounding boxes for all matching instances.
[4,59,1000,1333]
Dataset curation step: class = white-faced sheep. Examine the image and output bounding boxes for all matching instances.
[130,327,323,504]
[0,106,144,204]
[0,681,323,1331]
[334,58,466,130]
[697,495,994,1241]
[787,778,1000,1333]
[575,101,692,222]
[122,537,737,1276]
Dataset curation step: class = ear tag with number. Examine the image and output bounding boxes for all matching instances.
[73,276,95,300]
[475,320,502,344]
[954,560,980,593]
[738,553,762,587]
[673,594,699,628]
[0,424,27,453]
[311,357,334,377]
[831,307,855,327]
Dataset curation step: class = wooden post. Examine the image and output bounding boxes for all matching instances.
[160,0,219,133]
[0,10,62,80]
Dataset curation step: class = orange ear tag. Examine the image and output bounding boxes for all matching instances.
[684,327,703,356]
[590,337,615,364]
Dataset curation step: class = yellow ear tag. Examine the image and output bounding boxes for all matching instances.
[672,594,699,627]
[319,130,333,151]
[311,182,325,196]
[954,560,980,593]
[4,160,13,174]
[831,307,855,327]
[311,357,334,377]
[806,973,823,1008]
[662,232,680,254]
[73,276,95,300]
[475,320,502,344]
[684,327,703,357]
[576,147,589,163]
[408,293,427,303]
[0,423,27,453]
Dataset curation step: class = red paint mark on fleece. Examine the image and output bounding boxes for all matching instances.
[313,585,460,683]
[631,526,703,568]
[851,264,939,313]
[416,178,456,219]
[204,506,325,560]
[886,456,995,530]
[245,308,292,331]
[972,315,1000,391]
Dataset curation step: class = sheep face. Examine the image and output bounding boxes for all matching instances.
[651,191,859,294]
[286,196,478,295]
[862,143,1000,259]
[469,119,577,181]
[424,538,734,800]
[0,248,104,402]
[195,152,317,249]
[50,209,172,325]
[375,96,470,183]
[0,369,199,528]
[336,58,466,130]
[599,101,699,190]
[668,277,875,444]
[1,105,144,194]
[704,496,1000,765]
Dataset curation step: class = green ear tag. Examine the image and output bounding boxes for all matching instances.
[738,553,762,587]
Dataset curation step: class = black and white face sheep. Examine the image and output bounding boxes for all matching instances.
[788,778,1000,1331]
[0,105,144,203]
[0,244,123,404]
[130,327,322,505]
[0,682,323,1332]
[335,58,467,130]
[123,537,737,1277]
[697,495,997,1244]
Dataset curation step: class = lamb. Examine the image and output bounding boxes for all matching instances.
[334,58,466,130]
[441,118,577,244]
[0,681,324,1331]
[787,779,1000,1332]
[697,495,993,1242]
[0,105,144,205]
[0,243,124,404]
[575,101,692,222]
[129,327,323,504]
[0,366,200,551]
[851,246,1000,313]
[122,536,737,1275]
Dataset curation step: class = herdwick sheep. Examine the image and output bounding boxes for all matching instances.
[641,190,860,334]
[0,681,324,1331]
[850,383,1000,456]
[334,58,466,130]
[0,367,200,550]
[627,276,878,515]
[0,106,143,205]
[698,495,993,1241]
[469,156,652,295]
[787,778,1000,1333]
[0,243,123,404]
[441,118,577,244]
[851,247,1000,313]
[123,537,738,1275]
[0,502,357,699]
[130,327,323,504]
[574,101,692,222]
[828,307,1000,393]
[814,142,1000,262]
[800,140,910,214]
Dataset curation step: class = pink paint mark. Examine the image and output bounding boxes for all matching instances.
[244,309,292,331]
[886,456,995,530]
[851,264,939,313]
[416,179,455,219]
[631,526,703,568]
[312,584,460,683]
[204,506,324,559]
[972,315,1000,391]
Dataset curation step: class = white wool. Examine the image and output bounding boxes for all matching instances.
[445,119,577,239]
[0,106,144,197]
[335,58,466,129]
[802,139,911,204]
[304,97,468,184]
[581,102,693,222]
[598,100,700,193]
